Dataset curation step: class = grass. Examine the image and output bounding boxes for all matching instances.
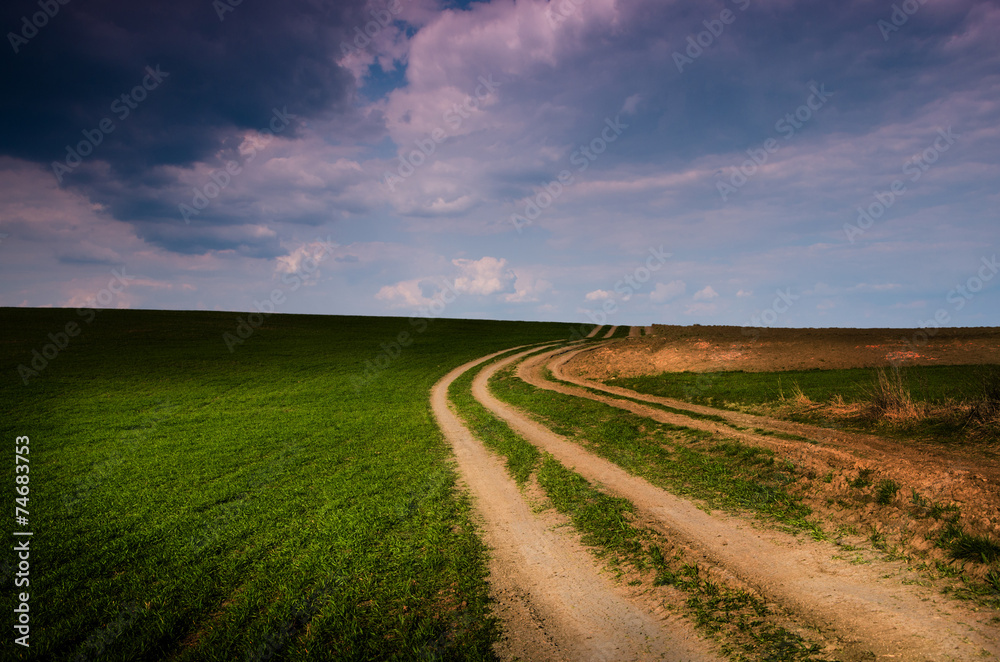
[874,479,900,506]
[608,325,633,339]
[948,532,1000,565]
[608,365,1000,445]
[448,354,827,660]
[490,364,821,535]
[0,307,580,661]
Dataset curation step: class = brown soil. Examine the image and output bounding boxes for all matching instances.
[486,346,1000,660]
[570,325,1000,378]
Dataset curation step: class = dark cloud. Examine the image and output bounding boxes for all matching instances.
[0,0,367,174]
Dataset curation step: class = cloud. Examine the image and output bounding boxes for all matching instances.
[693,285,719,301]
[621,93,642,115]
[376,278,435,308]
[275,239,337,278]
[504,272,552,303]
[376,255,517,309]
[585,289,612,301]
[452,256,515,296]
[650,280,685,303]
[736,289,753,297]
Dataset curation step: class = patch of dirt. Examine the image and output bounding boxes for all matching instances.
[482,345,1000,661]
[430,349,723,661]
[568,324,1000,378]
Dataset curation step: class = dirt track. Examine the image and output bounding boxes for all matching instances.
[484,346,1000,660]
[434,337,1000,660]
[552,344,1000,538]
[431,347,722,661]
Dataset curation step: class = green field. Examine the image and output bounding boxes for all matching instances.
[607,365,1000,444]
[0,308,577,661]
[608,366,995,406]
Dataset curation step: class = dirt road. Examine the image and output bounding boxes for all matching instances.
[431,347,722,661]
[550,344,1000,543]
[470,345,1000,661]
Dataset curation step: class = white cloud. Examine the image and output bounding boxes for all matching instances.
[376,278,436,308]
[621,93,642,115]
[650,280,685,303]
[693,285,719,301]
[736,289,753,297]
[585,289,612,301]
[275,238,336,277]
[504,272,552,303]
[452,256,515,296]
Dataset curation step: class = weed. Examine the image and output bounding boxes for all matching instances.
[863,366,923,422]
[965,367,1000,432]
[870,528,888,552]
[928,502,961,521]
[848,468,874,489]
[949,532,1000,565]
[874,479,899,505]
[986,569,1000,593]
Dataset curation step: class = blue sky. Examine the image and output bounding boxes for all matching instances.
[1,0,997,328]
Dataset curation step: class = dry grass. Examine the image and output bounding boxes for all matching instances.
[965,369,1000,433]
[862,367,925,422]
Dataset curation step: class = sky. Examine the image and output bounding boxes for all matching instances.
[0,0,998,329]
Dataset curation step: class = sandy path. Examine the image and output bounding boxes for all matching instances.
[431,348,722,662]
[602,325,618,339]
[474,347,1000,661]
[628,326,641,337]
[585,325,602,338]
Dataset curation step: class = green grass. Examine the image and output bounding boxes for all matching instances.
[948,532,1000,564]
[608,325,632,338]
[608,365,1000,444]
[609,365,995,406]
[541,367,730,425]
[874,479,899,506]
[490,365,820,535]
[0,308,579,661]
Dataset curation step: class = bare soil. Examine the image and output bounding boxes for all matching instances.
[569,325,1000,377]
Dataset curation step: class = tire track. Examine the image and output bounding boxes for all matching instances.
[546,344,1000,520]
[473,347,1000,661]
[431,347,722,662]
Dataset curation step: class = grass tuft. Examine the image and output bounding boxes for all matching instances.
[874,479,899,506]
[848,468,874,489]
[863,366,923,422]
[949,532,1000,565]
